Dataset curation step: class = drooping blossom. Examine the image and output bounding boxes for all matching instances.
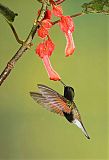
[36,38,60,80]
[52,3,75,56]
[37,19,52,38]
[36,9,60,80]
[35,1,75,81]
[59,16,75,56]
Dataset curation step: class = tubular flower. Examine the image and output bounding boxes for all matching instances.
[59,16,75,56]
[35,1,75,81]
[37,9,52,38]
[38,19,52,38]
[36,38,60,81]
[42,55,61,80]
[52,3,75,56]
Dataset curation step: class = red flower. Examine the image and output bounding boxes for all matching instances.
[37,27,48,39]
[38,9,52,20]
[42,55,61,80]
[44,10,52,20]
[35,2,75,81]
[38,19,52,38]
[52,5,63,17]
[59,16,75,56]
[36,38,60,80]
[51,3,75,56]
[59,16,74,32]
[65,30,75,57]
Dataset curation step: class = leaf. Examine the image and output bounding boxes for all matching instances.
[0,3,18,22]
[82,0,109,15]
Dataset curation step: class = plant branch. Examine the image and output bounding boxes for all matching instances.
[7,21,23,44]
[71,12,85,18]
[0,0,48,86]
[52,12,85,25]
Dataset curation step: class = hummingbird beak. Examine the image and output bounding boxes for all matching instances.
[73,119,90,139]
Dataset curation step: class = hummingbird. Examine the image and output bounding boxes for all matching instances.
[30,82,90,139]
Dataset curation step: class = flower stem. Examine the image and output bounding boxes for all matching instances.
[71,12,85,18]
[52,12,85,25]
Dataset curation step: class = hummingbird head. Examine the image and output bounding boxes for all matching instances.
[73,119,90,139]
[64,86,75,102]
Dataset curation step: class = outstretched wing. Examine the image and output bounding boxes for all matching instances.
[30,84,71,116]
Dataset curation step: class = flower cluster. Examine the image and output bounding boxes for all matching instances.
[36,0,75,80]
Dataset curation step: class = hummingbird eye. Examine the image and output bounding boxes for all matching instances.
[64,86,75,102]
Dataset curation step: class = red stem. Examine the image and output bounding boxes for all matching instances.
[55,0,65,5]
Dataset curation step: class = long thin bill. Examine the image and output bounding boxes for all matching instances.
[73,119,90,139]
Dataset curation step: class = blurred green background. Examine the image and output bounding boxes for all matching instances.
[0,0,108,159]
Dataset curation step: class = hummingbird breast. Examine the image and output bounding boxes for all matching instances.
[63,101,81,123]
[63,111,74,123]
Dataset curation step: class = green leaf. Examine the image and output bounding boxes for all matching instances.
[0,3,18,22]
[82,0,109,15]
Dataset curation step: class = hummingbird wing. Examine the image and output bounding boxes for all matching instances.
[30,84,71,116]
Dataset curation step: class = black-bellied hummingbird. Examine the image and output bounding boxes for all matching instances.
[30,81,90,139]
